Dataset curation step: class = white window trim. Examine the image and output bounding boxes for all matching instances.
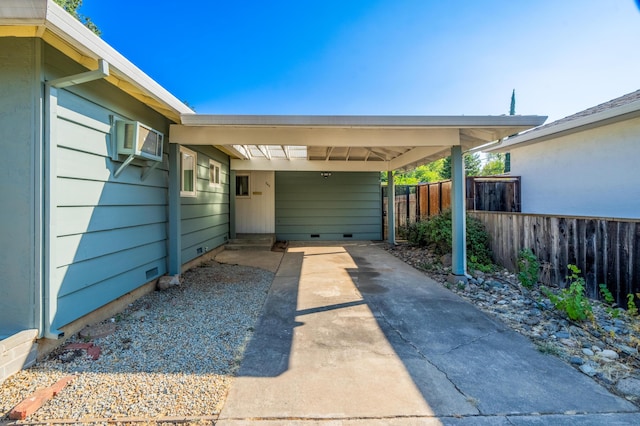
[236,173,251,198]
[180,146,198,197]
[209,159,222,187]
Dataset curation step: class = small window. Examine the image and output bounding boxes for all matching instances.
[180,147,197,197]
[236,174,250,197]
[209,160,222,187]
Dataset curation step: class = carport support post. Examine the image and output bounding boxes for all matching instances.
[387,171,395,244]
[168,143,182,276]
[230,170,236,239]
[450,145,467,281]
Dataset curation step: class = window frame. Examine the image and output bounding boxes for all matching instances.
[209,159,222,188]
[180,146,198,197]
[235,174,250,198]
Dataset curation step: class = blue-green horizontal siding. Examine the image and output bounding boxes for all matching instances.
[55,241,166,297]
[180,145,230,264]
[277,232,382,241]
[51,82,171,329]
[181,203,230,220]
[55,222,167,267]
[54,258,166,328]
[275,171,382,241]
[56,178,167,206]
[57,205,166,236]
[181,214,229,235]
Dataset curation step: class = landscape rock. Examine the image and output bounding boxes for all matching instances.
[600,349,619,360]
[579,364,597,376]
[157,274,181,290]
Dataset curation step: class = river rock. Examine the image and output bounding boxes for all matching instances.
[600,349,619,360]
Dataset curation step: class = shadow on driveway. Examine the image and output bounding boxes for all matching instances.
[220,242,638,424]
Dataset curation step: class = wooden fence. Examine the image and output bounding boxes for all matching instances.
[383,176,520,239]
[470,212,640,305]
[467,176,521,212]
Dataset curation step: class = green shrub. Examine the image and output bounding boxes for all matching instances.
[517,248,539,288]
[405,210,493,270]
[543,265,593,321]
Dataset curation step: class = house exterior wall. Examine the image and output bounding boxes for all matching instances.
[0,38,41,337]
[180,146,230,264]
[275,171,382,240]
[45,44,174,330]
[511,117,640,219]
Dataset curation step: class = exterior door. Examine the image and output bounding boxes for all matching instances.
[235,171,275,233]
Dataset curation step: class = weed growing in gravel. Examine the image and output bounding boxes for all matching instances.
[628,294,639,316]
[536,342,563,356]
[599,284,621,319]
[517,248,539,288]
[543,265,593,322]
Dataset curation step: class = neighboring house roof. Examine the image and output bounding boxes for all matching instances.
[489,89,640,152]
[0,0,193,122]
[171,114,547,171]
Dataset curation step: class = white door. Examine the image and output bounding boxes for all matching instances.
[235,171,275,233]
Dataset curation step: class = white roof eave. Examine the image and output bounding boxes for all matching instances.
[0,0,193,121]
[488,100,640,152]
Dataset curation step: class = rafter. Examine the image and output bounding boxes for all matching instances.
[325,146,334,161]
[242,145,253,159]
[281,145,290,160]
[256,145,272,159]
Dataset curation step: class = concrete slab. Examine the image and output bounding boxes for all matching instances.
[214,248,284,273]
[218,242,639,424]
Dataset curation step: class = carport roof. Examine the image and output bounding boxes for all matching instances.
[170,114,547,171]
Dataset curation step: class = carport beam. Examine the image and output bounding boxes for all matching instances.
[450,145,467,279]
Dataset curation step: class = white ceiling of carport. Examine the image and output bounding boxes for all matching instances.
[170,114,547,171]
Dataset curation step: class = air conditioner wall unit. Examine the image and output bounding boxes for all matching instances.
[116,120,164,162]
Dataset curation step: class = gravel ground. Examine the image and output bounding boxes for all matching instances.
[1,261,273,424]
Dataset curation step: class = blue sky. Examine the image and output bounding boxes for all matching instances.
[81,0,640,122]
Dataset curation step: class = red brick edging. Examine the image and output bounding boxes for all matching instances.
[9,375,75,420]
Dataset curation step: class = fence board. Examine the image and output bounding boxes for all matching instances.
[471,212,640,305]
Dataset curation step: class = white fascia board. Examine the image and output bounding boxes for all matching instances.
[170,125,460,147]
[230,158,389,172]
[181,114,547,129]
[488,101,640,152]
[1,0,193,120]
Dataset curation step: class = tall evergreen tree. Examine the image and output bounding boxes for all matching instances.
[510,89,516,116]
[504,89,516,172]
[54,0,101,36]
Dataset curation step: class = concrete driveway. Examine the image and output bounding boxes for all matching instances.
[216,242,639,425]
